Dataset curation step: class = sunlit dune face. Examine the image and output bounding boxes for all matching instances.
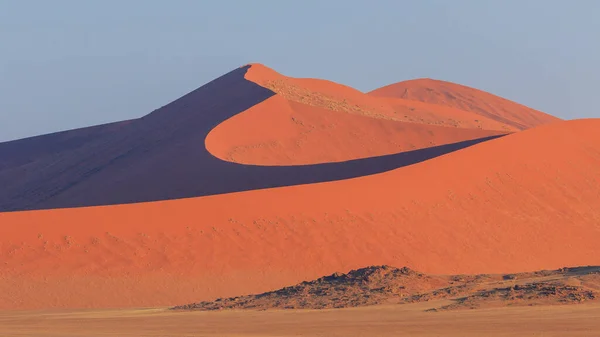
[368,78,561,130]
[205,64,515,165]
[0,63,588,311]
[205,95,506,165]
[2,119,600,309]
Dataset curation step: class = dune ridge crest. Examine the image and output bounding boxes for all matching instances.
[1,117,599,309]
[207,63,557,165]
[368,77,561,130]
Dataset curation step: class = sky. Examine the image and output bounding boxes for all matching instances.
[1,0,599,142]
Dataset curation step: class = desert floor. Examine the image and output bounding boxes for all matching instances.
[2,301,599,337]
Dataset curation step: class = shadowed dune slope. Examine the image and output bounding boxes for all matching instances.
[368,78,561,130]
[0,65,500,212]
[0,66,273,211]
[1,119,599,309]
[0,120,134,172]
[206,64,513,165]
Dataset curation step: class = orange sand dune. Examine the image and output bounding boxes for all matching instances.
[244,64,519,132]
[368,78,561,130]
[205,64,513,165]
[1,119,599,309]
[206,95,505,165]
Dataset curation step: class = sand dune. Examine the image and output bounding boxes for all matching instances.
[0,65,504,212]
[1,118,599,309]
[206,95,504,165]
[368,78,561,130]
[246,64,522,132]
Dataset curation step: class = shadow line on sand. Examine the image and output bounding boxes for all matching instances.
[0,66,505,212]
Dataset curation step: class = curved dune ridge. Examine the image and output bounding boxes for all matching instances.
[368,78,561,130]
[206,64,561,165]
[1,118,599,309]
[244,64,520,131]
[205,95,505,165]
[0,65,504,212]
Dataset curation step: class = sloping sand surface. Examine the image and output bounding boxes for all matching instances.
[0,64,505,212]
[368,78,561,130]
[1,119,599,309]
[207,64,574,165]
[206,95,504,165]
[245,64,521,131]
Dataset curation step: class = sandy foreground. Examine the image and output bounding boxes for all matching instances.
[1,301,599,337]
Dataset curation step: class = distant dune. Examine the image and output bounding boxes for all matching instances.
[0,63,594,311]
[368,78,561,130]
[246,64,528,131]
[1,112,599,309]
[206,64,514,166]
[206,95,505,165]
[0,65,504,212]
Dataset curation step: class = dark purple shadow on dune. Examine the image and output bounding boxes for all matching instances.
[0,66,505,212]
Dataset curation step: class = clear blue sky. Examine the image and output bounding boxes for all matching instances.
[1,0,598,142]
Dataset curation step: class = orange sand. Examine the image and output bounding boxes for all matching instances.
[204,64,518,165]
[206,95,505,165]
[1,119,599,309]
[245,64,523,131]
[368,78,561,130]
